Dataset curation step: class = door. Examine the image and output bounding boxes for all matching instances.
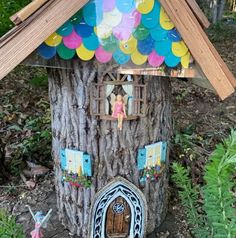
[105,196,131,238]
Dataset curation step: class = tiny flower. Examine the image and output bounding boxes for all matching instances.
[156,165,161,170]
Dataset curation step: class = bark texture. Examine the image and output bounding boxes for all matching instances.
[48,59,172,237]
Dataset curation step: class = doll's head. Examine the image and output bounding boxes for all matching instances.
[116,94,123,102]
[35,211,45,223]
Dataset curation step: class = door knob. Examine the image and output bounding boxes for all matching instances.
[125,215,130,222]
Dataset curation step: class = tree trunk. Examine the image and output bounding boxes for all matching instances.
[211,0,225,23]
[212,0,219,23]
[217,0,225,22]
[48,59,172,237]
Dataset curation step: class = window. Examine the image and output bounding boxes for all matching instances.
[90,74,147,120]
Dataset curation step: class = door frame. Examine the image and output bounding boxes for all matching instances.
[89,177,147,238]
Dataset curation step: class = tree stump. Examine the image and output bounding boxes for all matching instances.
[48,59,172,237]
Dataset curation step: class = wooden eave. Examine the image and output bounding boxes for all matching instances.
[0,0,235,100]
[185,0,210,28]
[159,0,236,100]
[0,0,89,81]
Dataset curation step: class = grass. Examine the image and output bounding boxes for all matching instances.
[0,209,25,238]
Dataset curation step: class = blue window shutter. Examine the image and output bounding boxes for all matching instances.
[161,142,167,162]
[60,149,67,170]
[82,154,92,176]
[137,148,146,170]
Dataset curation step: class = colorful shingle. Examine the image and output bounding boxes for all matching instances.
[38,0,191,68]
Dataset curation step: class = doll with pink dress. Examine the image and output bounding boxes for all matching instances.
[27,205,52,238]
[111,94,127,130]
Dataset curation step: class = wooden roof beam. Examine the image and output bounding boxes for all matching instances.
[0,0,89,81]
[10,0,50,25]
[159,0,235,100]
[185,0,210,28]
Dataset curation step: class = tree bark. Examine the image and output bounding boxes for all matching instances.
[212,0,219,23]
[211,0,225,23]
[48,59,172,237]
[217,0,225,22]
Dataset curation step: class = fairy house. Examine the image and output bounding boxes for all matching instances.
[0,0,235,237]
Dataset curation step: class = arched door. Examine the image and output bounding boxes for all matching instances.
[106,196,131,238]
[90,178,147,238]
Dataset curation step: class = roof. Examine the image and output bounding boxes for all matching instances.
[37,1,192,68]
[0,0,235,100]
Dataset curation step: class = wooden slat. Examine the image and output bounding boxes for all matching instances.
[106,200,115,235]
[118,66,202,79]
[122,200,130,234]
[113,197,124,234]
[183,1,236,89]
[185,0,210,28]
[100,115,138,121]
[0,0,89,81]
[159,0,235,100]
[179,0,236,90]
[10,0,50,25]
[0,1,55,48]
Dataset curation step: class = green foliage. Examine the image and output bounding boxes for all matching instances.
[29,71,48,88]
[207,22,236,42]
[0,67,50,178]
[0,209,25,238]
[172,130,236,238]
[0,0,31,37]
[173,125,208,161]
[203,130,236,238]
[175,89,190,102]
[172,163,209,237]
[16,101,51,163]
[7,99,51,174]
[224,11,236,20]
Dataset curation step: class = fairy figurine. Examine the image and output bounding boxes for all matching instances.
[111,94,128,130]
[27,205,52,238]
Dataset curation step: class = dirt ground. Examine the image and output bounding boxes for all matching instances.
[0,24,235,238]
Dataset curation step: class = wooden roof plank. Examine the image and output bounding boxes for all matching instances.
[184,1,236,88]
[159,0,235,100]
[0,0,89,80]
[0,0,55,48]
[185,0,210,28]
[10,0,50,25]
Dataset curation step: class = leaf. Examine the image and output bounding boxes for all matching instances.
[26,161,50,176]
[25,180,36,190]
[8,125,22,132]
[31,166,49,176]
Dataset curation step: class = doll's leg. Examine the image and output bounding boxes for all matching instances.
[118,114,124,130]
[118,114,121,129]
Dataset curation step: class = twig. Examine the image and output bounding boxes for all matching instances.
[0,185,28,188]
